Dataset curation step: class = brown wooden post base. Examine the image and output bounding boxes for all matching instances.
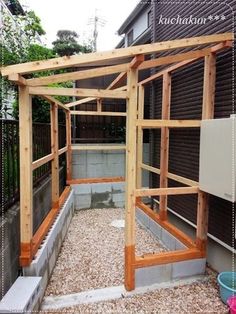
[125,245,135,291]
[20,241,33,267]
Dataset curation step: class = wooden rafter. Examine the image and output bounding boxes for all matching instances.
[70,110,127,117]
[2,33,232,76]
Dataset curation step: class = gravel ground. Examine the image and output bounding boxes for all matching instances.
[45,208,167,296]
[41,269,227,314]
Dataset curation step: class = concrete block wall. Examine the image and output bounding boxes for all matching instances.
[72,143,150,187]
[73,182,125,210]
[135,207,206,288]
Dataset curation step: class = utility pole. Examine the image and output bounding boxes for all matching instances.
[88,9,106,52]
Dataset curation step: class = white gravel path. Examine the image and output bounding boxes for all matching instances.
[45,208,167,296]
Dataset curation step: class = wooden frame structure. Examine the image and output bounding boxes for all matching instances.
[1,33,233,289]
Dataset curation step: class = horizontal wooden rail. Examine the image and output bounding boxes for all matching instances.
[59,146,67,155]
[32,153,54,171]
[135,248,203,268]
[70,110,127,117]
[71,144,126,151]
[137,119,201,128]
[136,201,196,248]
[141,163,198,186]
[135,186,199,197]
[32,186,71,257]
[29,87,127,99]
[67,176,125,185]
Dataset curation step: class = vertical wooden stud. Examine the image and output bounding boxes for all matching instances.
[125,67,138,291]
[159,72,171,220]
[136,85,145,189]
[97,98,102,112]
[50,103,59,208]
[66,111,72,181]
[19,86,33,266]
[196,53,216,253]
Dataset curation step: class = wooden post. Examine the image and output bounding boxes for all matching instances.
[19,86,33,266]
[196,53,216,253]
[97,98,102,112]
[125,67,138,291]
[50,103,59,208]
[159,72,171,220]
[136,86,145,188]
[66,111,72,181]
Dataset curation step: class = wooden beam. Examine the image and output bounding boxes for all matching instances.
[137,119,201,128]
[66,111,72,181]
[29,87,127,99]
[70,110,127,117]
[125,66,138,291]
[141,163,198,186]
[32,153,54,171]
[19,85,33,267]
[159,73,171,220]
[1,33,232,76]
[67,176,125,185]
[107,72,127,90]
[136,85,145,188]
[136,201,195,248]
[8,73,27,85]
[135,248,203,268]
[59,146,67,155]
[26,63,129,86]
[139,41,232,85]
[97,98,102,112]
[138,41,232,72]
[71,144,126,151]
[135,186,199,197]
[50,103,59,208]
[129,55,144,69]
[66,97,96,108]
[41,95,70,111]
[196,53,216,254]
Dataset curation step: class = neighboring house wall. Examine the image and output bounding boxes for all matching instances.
[124,6,151,46]
[150,1,235,254]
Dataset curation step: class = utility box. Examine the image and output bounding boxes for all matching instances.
[199,115,236,202]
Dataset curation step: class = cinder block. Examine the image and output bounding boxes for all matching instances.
[136,208,150,229]
[112,182,125,194]
[135,264,172,287]
[113,200,125,208]
[149,219,162,239]
[75,194,91,210]
[161,229,176,250]
[48,250,57,276]
[172,258,206,280]
[0,276,42,314]
[72,184,91,195]
[91,183,112,194]
[72,165,87,178]
[87,164,104,178]
[112,193,125,203]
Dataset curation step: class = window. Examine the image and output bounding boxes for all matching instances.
[147,10,152,27]
[127,29,133,46]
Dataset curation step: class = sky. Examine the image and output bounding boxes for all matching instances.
[19,0,140,51]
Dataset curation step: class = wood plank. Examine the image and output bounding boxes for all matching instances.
[196,53,216,254]
[97,98,102,112]
[67,176,125,185]
[29,86,127,99]
[32,153,54,171]
[19,85,33,266]
[136,85,145,188]
[137,119,201,128]
[32,186,71,257]
[71,144,126,151]
[125,66,138,291]
[26,63,129,86]
[50,103,59,208]
[139,41,232,85]
[59,146,67,155]
[141,163,198,186]
[70,110,127,117]
[8,73,27,85]
[135,186,199,197]
[135,248,203,268]
[66,97,96,108]
[66,111,72,181]
[107,72,127,89]
[159,72,171,220]
[136,200,195,248]
[1,33,232,76]
[41,95,69,111]
[129,55,144,68]
[138,41,232,71]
